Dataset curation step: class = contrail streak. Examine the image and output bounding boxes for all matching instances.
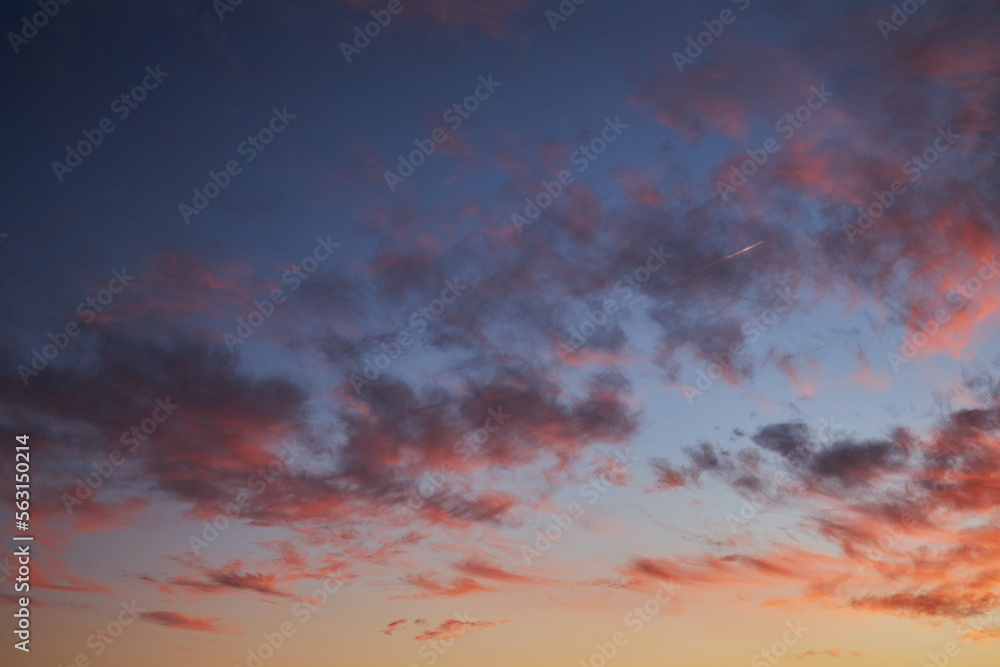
[624,241,764,307]
[721,240,764,261]
[685,240,765,277]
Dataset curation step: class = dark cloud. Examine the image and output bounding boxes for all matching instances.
[752,423,811,463]
[641,386,1000,622]
[806,438,909,485]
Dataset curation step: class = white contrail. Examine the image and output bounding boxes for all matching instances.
[721,240,764,261]
[688,240,764,276]
[623,241,764,307]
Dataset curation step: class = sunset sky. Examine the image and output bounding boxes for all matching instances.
[2,1,1000,666]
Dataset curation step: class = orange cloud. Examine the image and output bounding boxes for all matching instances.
[140,611,238,634]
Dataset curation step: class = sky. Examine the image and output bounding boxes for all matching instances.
[1,0,1000,666]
